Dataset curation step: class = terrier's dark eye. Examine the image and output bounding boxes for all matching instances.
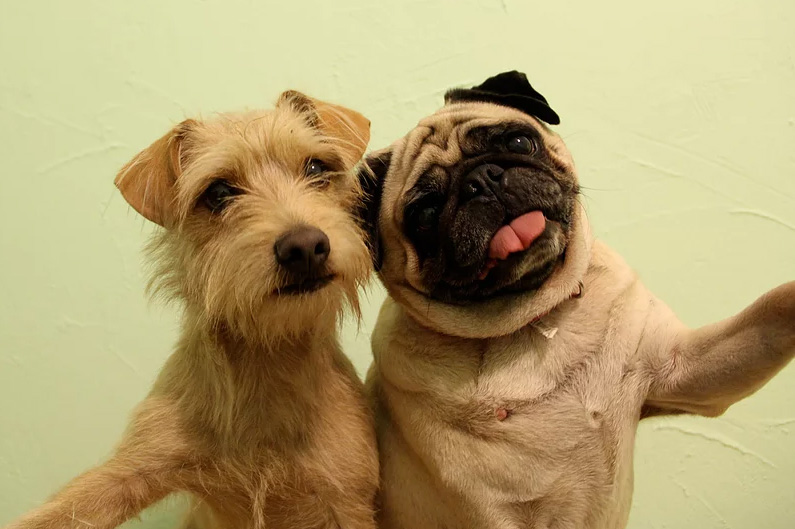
[305,158,332,188]
[202,180,240,213]
[506,135,536,154]
[306,158,329,177]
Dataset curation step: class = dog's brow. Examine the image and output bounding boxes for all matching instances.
[312,148,345,172]
[407,167,447,201]
[460,122,542,155]
[466,122,539,141]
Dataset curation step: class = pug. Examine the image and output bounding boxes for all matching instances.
[358,71,795,529]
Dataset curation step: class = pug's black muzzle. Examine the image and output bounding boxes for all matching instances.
[425,157,577,303]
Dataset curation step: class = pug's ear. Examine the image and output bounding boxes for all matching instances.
[444,70,560,125]
[278,90,371,167]
[356,149,391,271]
[114,119,196,228]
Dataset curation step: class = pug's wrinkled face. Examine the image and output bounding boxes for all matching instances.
[361,93,580,306]
[402,117,577,303]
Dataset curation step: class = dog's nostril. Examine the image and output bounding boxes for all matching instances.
[463,181,482,199]
[274,226,331,275]
[461,164,504,202]
[314,239,330,256]
[485,165,504,181]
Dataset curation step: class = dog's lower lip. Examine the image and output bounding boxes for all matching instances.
[279,275,336,295]
[477,214,556,281]
[478,259,498,280]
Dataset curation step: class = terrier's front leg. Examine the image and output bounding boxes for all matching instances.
[640,281,795,417]
[5,458,176,529]
[4,400,192,529]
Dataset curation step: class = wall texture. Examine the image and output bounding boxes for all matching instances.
[1,1,793,528]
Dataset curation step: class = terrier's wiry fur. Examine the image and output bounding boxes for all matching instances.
[4,91,378,529]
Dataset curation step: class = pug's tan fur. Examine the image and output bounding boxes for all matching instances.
[365,102,795,529]
[4,92,378,529]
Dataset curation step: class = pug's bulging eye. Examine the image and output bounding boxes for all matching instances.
[506,135,535,154]
[406,192,443,242]
[416,206,439,231]
[202,180,241,213]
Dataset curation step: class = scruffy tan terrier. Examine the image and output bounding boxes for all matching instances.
[4,91,378,529]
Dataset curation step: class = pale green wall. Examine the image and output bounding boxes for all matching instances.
[1,1,793,527]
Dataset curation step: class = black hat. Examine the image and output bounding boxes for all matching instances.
[444,70,560,125]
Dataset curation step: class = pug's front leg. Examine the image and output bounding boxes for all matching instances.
[641,281,795,417]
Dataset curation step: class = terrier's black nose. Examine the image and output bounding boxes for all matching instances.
[274,226,330,276]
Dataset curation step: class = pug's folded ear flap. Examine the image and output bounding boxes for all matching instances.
[444,70,561,125]
[357,149,391,271]
[114,119,196,228]
[278,90,371,168]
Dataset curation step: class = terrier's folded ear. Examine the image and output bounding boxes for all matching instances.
[114,119,196,228]
[278,90,371,168]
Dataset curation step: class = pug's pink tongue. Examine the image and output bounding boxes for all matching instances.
[488,211,546,260]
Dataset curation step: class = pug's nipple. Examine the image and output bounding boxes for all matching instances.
[495,407,511,421]
[488,211,546,260]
